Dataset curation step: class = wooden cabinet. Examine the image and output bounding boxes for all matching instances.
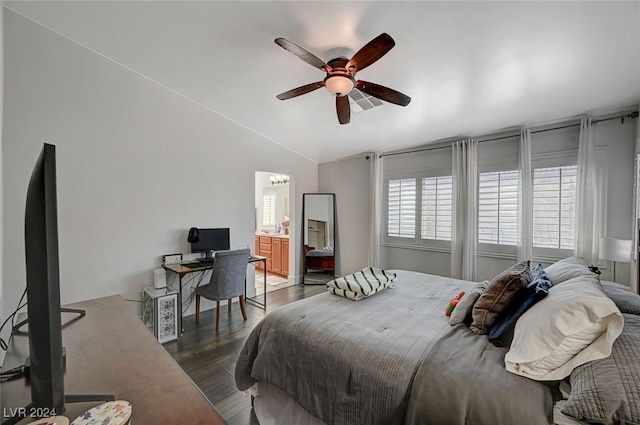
[254,236,262,270]
[256,235,289,277]
[282,239,289,276]
[271,238,282,274]
[259,236,272,272]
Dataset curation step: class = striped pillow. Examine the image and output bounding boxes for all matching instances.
[327,267,397,300]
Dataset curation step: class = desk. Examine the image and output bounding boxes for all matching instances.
[0,295,226,425]
[163,255,268,333]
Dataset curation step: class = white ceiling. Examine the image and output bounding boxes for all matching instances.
[5,1,640,163]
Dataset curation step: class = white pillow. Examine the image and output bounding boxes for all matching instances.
[544,256,597,285]
[504,274,623,381]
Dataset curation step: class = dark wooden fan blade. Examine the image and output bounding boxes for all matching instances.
[276,82,325,100]
[346,33,395,74]
[275,38,331,72]
[336,95,351,125]
[356,80,411,106]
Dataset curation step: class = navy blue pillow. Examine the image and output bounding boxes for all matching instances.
[488,263,551,347]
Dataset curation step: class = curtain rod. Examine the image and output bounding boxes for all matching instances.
[377,111,639,159]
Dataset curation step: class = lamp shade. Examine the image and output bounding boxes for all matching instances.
[325,75,354,97]
[599,237,632,263]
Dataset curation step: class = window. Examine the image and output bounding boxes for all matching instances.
[533,165,577,249]
[387,178,416,238]
[478,171,519,245]
[421,176,452,240]
[262,194,276,227]
[386,175,452,244]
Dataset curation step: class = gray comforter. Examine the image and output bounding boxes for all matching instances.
[235,270,555,425]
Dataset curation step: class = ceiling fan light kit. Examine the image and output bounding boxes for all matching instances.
[324,75,355,97]
[275,33,411,125]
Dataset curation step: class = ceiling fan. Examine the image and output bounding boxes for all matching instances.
[274,33,411,125]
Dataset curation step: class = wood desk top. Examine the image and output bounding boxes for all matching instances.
[1,295,226,425]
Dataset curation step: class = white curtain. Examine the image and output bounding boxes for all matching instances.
[518,129,533,262]
[575,118,599,265]
[368,154,383,267]
[451,139,477,280]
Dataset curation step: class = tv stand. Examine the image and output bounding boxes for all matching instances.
[12,308,86,334]
[1,295,225,424]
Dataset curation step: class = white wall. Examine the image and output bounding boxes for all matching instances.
[1,10,317,325]
[319,156,370,276]
[320,118,638,283]
[596,118,637,283]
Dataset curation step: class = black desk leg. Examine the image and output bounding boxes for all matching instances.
[263,264,267,309]
[245,259,267,310]
[178,274,184,334]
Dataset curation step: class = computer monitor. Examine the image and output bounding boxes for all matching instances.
[190,228,230,257]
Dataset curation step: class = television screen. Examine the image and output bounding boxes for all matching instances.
[24,143,65,411]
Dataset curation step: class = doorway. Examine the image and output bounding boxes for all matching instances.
[254,171,294,295]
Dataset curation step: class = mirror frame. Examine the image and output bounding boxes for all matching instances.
[301,193,336,285]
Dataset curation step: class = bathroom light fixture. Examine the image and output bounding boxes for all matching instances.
[270,175,290,185]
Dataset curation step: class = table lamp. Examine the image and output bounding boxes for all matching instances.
[599,237,632,282]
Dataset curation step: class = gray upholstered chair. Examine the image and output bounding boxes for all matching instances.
[195,248,250,331]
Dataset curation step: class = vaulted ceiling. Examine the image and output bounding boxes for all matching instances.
[5,1,640,163]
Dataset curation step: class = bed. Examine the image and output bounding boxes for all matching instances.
[304,246,335,272]
[235,270,558,425]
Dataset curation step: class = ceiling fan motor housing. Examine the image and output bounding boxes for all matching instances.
[324,57,355,97]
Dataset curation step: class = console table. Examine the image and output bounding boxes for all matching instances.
[1,295,226,425]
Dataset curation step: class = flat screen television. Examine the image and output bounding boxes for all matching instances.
[24,143,66,412]
[190,228,230,255]
[4,144,113,425]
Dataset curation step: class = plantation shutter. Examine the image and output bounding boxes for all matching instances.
[478,171,519,245]
[262,194,276,227]
[388,178,416,238]
[421,176,452,240]
[533,166,577,249]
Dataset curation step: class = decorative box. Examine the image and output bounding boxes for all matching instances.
[142,286,179,343]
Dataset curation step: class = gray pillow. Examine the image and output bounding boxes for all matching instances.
[562,313,640,424]
[449,281,489,326]
[602,281,640,316]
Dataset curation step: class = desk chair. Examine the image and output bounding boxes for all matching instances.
[195,248,250,331]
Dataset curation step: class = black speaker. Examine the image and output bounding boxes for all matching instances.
[187,227,199,243]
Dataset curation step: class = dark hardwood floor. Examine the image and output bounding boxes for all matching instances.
[164,284,326,425]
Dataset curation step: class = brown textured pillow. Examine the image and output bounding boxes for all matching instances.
[470,261,531,335]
